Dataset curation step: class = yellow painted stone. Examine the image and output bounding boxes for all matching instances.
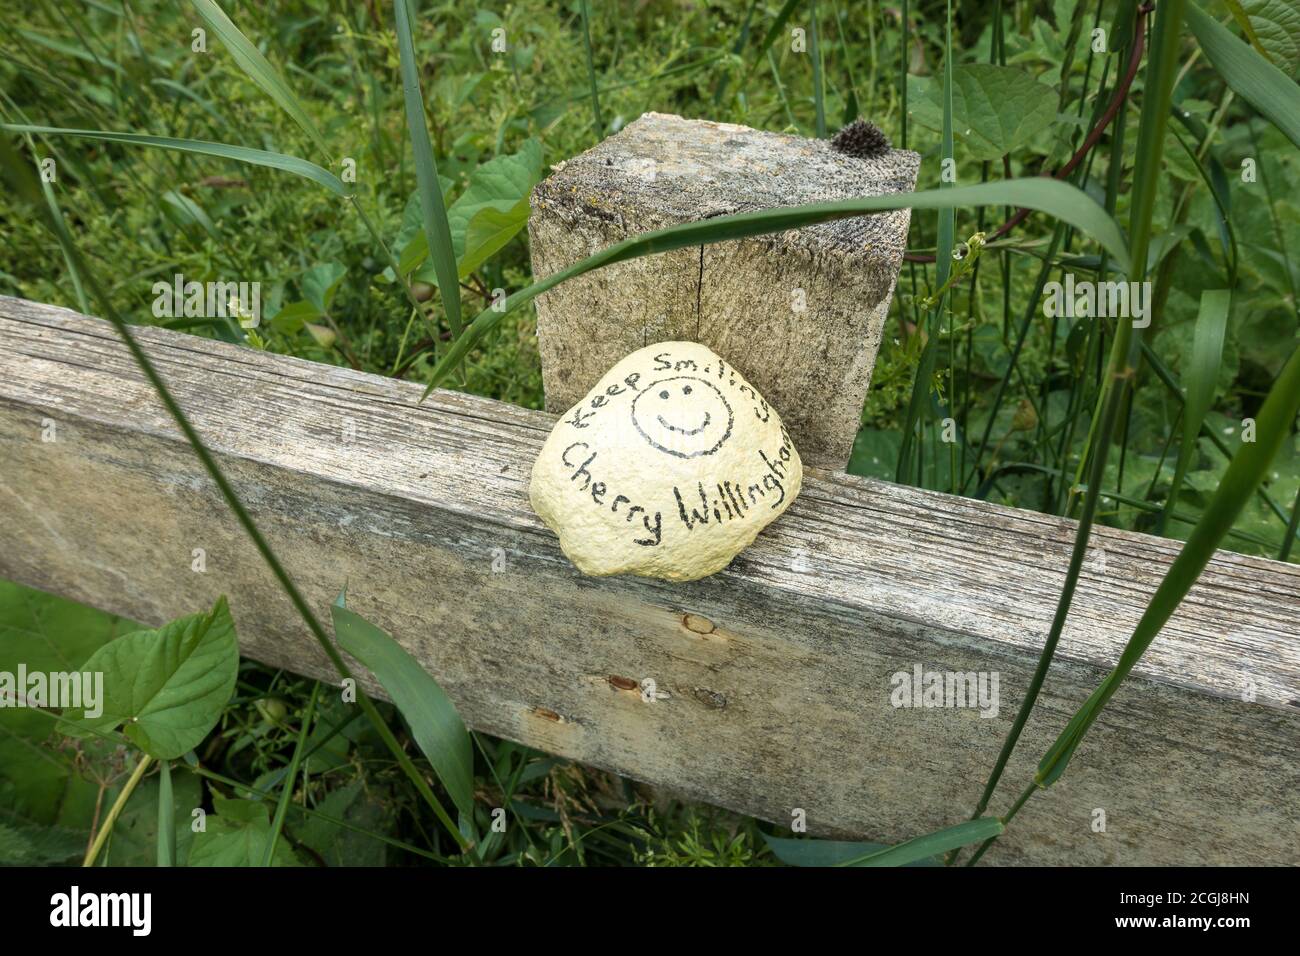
[529,341,802,581]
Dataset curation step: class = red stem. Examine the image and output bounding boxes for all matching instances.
[903,4,1151,264]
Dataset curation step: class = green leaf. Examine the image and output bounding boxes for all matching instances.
[907,64,1059,161]
[424,177,1131,397]
[766,818,1002,866]
[384,181,453,279]
[268,298,322,333]
[188,0,330,156]
[849,817,1004,866]
[189,797,300,866]
[0,124,347,195]
[160,190,219,240]
[97,770,202,867]
[1232,0,1300,74]
[0,581,138,831]
[447,139,542,275]
[394,0,462,335]
[1188,1,1300,149]
[457,206,529,278]
[403,139,542,280]
[763,835,894,866]
[157,760,175,867]
[0,820,85,865]
[1222,0,1275,62]
[1162,290,1231,527]
[330,602,474,818]
[288,780,394,866]
[848,427,903,479]
[64,597,239,760]
[301,261,346,314]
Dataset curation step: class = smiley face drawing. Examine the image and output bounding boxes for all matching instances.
[630,375,734,459]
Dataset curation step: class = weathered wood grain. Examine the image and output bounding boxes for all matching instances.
[529,112,920,470]
[0,295,1296,865]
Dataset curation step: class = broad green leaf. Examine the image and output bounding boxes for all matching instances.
[0,580,137,831]
[288,780,394,866]
[446,138,542,274]
[456,205,530,278]
[847,428,903,480]
[0,124,347,195]
[907,64,1059,161]
[394,0,462,334]
[189,796,300,866]
[64,597,239,760]
[268,298,322,333]
[1188,2,1300,149]
[189,0,329,156]
[301,261,346,314]
[383,181,453,279]
[1234,0,1300,74]
[424,177,1131,397]
[0,820,85,865]
[1222,0,1273,62]
[402,140,542,280]
[330,601,474,818]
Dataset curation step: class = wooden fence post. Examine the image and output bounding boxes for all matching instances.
[528,111,919,470]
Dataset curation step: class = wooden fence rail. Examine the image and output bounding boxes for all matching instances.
[0,296,1296,864]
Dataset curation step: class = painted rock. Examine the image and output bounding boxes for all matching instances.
[528,341,802,581]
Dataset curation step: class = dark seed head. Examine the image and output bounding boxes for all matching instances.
[830,119,891,159]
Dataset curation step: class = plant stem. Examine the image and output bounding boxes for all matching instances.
[262,681,319,866]
[84,753,153,867]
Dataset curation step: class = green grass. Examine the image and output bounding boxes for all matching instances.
[1,0,1298,866]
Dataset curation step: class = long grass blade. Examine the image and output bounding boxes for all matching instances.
[849,817,1003,866]
[0,124,347,194]
[579,0,605,140]
[393,0,463,336]
[422,177,1130,398]
[189,0,330,156]
[156,759,174,867]
[712,0,760,105]
[1186,1,1300,149]
[261,682,318,867]
[0,137,467,851]
[896,0,955,484]
[743,0,805,84]
[331,599,475,820]
[959,0,1183,851]
[809,0,826,137]
[1038,340,1300,787]
[1158,289,1229,533]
